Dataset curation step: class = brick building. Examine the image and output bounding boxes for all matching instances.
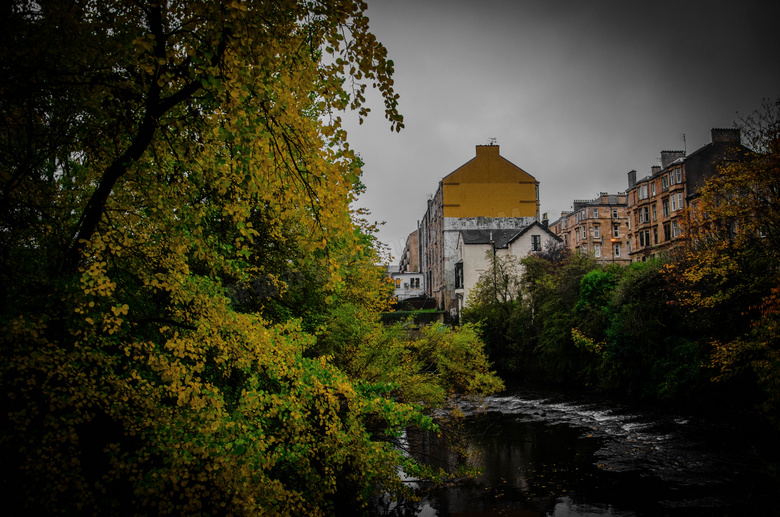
[625,128,746,261]
[399,230,419,273]
[550,192,630,264]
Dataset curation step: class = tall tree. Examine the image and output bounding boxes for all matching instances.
[671,98,780,417]
[0,1,500,514]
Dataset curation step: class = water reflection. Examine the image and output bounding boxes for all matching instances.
[393,387,779,516]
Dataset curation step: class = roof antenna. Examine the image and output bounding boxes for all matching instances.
[681,133,686,154]
[487,137,497,146]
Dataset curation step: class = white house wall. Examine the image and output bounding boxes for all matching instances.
[391,272,426,301]
[460,243,491,306]
[443,216,535,312]
[508,228,556,258]
[458,226,559,310]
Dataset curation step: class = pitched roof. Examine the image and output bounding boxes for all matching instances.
[459,222,561,249]
[459,229,522,249]
[442,145,536,184]
[513,221,562,242]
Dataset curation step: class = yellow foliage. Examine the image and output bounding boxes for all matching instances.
[0,0,442,514]
[665,99,780,419]
[571,328,605,356]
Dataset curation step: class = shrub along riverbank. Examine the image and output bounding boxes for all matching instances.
[0,2,502,514]
[465,100,780,422]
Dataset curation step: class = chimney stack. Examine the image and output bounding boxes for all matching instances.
[475,144,500,158]
[627,170,637,189]
[661,150,686,169]
[711,127,741,144]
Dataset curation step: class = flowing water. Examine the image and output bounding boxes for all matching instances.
[389,386,779,516]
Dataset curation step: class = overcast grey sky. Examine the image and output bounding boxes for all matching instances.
[340,0,780,261]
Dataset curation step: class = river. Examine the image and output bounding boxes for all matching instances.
[385,385,780,516]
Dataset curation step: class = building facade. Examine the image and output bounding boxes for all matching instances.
[625,128,745,261]
[417,144,540,315]
[550,193,630,265]
[386,265,425,301]
[454,223,561,313]
[399,230,419,273]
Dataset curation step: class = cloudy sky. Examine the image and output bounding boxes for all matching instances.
[339,0,780,261]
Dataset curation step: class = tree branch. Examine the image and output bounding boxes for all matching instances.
[62,4,229,273]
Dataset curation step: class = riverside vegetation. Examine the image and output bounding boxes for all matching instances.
[0,1,503,515]
[463,98,780,424]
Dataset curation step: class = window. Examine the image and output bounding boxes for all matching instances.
[642,206,649,223]
[614,244,621,257]
[662,176,669,191]
[645,230,650,247]
[669,172,675,185]
[677,193,684,211]
[652,204,657,221]
[676,168,682,183]
[671,220,680,238]
[651,183,656,197]
[670,194,677,212]
[594,225,600,238]
[639,231,645,247]
[532,235,541,251]
[395,278,402,288]
[592,208,598,218]
[664,223,671,241]
[613,225,619,238]
[612,209,619,219]
[662,199,670,217]
[594,244,601,258]
[653,228,658,244]
[455,263,463,289]
[638,184,649,200]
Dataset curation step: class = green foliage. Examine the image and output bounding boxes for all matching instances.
[529,253,601,384]
[462,252,527,374]
[576,268,619,311]
[326,319,503,411]
[600,260,703,399]
[466,250,706,400]
[0,1,498,514]
[380,309,443,326]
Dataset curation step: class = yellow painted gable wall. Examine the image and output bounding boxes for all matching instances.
[441,145,539,218]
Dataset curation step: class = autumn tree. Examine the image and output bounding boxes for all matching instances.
[671,98,780,417]
[0,1,501,514]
